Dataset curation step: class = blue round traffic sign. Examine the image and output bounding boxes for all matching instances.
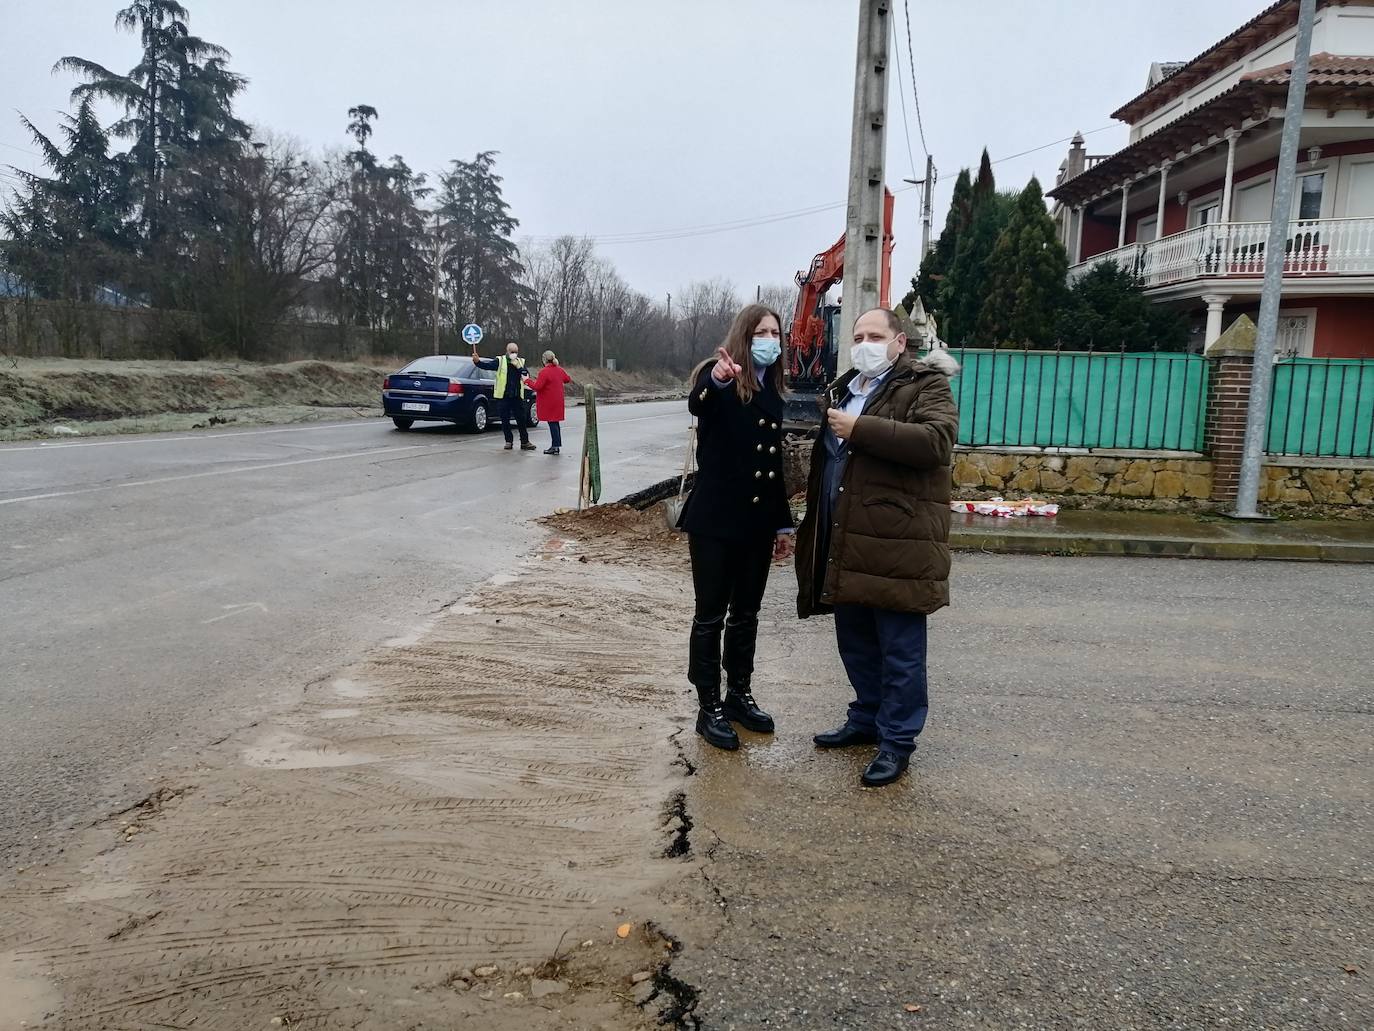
[461,323,484,346]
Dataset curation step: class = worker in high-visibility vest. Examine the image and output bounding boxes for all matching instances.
[473,340,535,450]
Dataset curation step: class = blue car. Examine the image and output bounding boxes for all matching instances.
[382,355,540,433]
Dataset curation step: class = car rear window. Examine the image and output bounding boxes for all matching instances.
[400,357,445,375]
[400,356,477,378]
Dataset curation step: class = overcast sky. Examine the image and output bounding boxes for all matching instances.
[2,0,1266,302]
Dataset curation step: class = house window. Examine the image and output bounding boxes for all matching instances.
[1193,201,1221,228]
[1297,172,1325,221]
[1137,216,1158,243]
[1275,309,1316,360]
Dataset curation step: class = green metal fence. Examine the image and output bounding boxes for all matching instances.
[946,348,1209,451]
[1267,358,1374,458]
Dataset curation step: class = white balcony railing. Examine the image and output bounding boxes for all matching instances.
[1068,216,1374,289]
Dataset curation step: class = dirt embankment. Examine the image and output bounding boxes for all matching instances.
[0,507,704,1030]
[0,359,686,439]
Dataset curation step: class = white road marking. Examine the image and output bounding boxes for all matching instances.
[0,404,682,455]
[0,419,385,453]
[201,602,270,624]
[0,443,432,507]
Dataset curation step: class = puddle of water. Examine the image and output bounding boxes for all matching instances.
[318,708,360,720]
[242,730,373,770]
[0,950,58,1027]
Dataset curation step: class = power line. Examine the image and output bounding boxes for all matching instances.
[0,140,41,158]
[889,13,919,183]
[522,184,922,246]
[991,124,1116,166]
[902,0,930,159]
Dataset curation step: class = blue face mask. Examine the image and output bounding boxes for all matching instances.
[751,337,781,367]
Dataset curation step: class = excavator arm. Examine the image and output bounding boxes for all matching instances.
[786,188,895,393]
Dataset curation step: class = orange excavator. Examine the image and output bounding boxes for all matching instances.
[785,187,895,417]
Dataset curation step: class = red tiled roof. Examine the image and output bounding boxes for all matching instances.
[1048,56,1374,207]
[1109,0,1374,124]
[1242,52,1374,87]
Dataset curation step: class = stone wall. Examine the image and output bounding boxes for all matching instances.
[953,450,1214,502]
[781,438,1374,516]
[1261,463,1374,506]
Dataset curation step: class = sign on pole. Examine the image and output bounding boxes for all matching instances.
[461,323,484,347]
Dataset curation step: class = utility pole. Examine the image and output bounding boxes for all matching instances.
[431,212,443,352]
[902,153,936,263]
[838,0,891,373]
[1233,0,1316,519]
[920,153,934,258]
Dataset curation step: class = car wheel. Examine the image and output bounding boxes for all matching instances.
[469,399,489,433]
[392,417,414,431]
[526,402,540,429]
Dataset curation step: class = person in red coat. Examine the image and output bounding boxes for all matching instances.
[525,351,573,454]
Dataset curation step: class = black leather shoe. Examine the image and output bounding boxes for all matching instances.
[544,447,560,455]
[861,749,910,787]
[813,723,879,749]
[696,705,740,751]
[722,691,775,734]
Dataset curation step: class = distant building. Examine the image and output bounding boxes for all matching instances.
[1049,0,1374,358]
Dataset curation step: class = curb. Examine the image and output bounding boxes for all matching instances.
[950,531,1374,563]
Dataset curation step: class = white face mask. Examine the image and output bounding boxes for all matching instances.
[851,340,895,378]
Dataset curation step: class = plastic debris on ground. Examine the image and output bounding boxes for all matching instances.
[951,497,1060,518]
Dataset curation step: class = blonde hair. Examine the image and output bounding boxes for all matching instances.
[542,350,558,365]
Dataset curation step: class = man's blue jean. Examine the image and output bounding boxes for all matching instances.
[833,605,929,756]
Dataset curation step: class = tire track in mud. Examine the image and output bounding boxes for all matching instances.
[0,531,694,1030]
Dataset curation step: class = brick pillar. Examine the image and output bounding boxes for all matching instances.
[1205,349,1254,503]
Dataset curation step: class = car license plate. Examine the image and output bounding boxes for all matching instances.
[401,402,430,412]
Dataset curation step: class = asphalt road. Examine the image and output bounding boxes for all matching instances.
[0,402,688,867]
[666,553,1374,1030]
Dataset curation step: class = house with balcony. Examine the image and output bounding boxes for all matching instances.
[1049,0,1374,359]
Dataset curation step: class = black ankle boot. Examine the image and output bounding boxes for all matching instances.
[722,690,775,734]
[696,700,740,751]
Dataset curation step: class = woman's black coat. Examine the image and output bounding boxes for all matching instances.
[676,363,793,541]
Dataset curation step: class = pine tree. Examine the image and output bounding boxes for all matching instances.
[55,0,249,249]
[435,151,531,335]
[1054,263,1190,352]
[0,99,135,302]
[334,106,432,334]
[937,152,1014,346]
[977,178,1068,348]
[901,167,972,316]
[972,148,995,204]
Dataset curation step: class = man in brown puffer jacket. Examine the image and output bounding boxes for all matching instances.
[794,308,960,787]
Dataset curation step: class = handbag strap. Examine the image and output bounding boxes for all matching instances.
[676,421,697,501]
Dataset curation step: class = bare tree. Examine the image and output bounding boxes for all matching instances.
[676,277,739,363]
[758,281,799,332]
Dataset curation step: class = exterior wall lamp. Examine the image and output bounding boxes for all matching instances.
[1177,191,1189,206]
[1307,145,1323,164]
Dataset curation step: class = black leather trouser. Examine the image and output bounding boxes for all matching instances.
[687,532,774,705]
